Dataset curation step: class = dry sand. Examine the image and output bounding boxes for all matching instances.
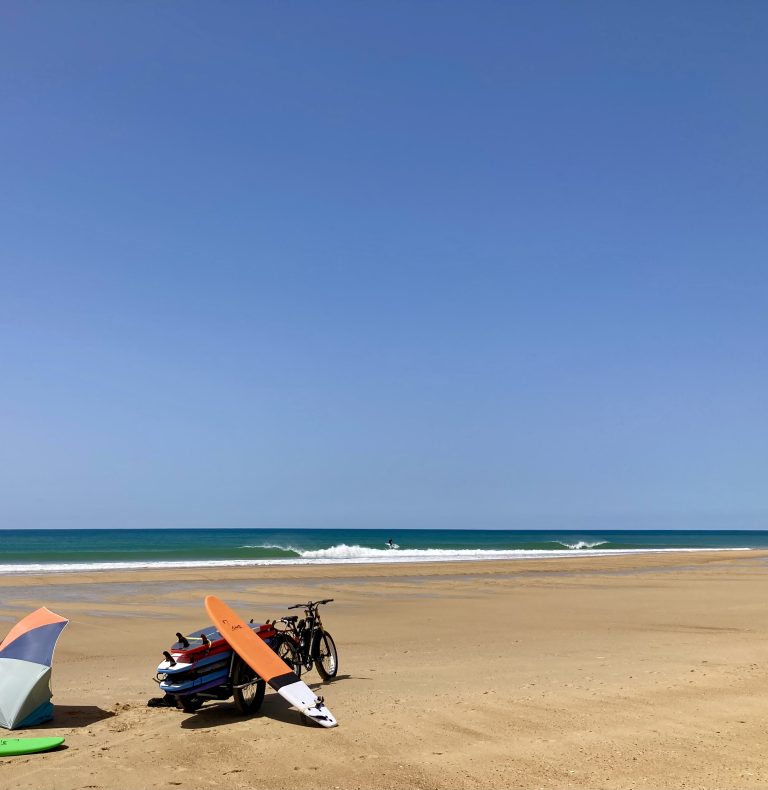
[2,551,768,789]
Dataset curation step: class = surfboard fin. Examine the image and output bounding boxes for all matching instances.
[175,632,190,648]
[303,703,337,727]
[162,651,177,666]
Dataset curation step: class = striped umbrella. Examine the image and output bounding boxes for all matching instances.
[0,607,68,729]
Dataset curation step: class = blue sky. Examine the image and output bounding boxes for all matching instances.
[1,2,766,529]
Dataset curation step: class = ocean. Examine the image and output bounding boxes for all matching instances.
[0,528,766,574]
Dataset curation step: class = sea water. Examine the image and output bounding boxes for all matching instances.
[0,528,766,574]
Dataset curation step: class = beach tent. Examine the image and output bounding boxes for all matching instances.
[0,607,68,729]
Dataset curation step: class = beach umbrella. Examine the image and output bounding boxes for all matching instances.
[0,607,68,729]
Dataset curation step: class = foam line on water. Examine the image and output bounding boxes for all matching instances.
[0,546,751,574]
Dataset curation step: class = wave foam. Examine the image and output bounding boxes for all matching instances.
[0,544,751,575]
[239,543,301,554]
[298,543,406,559]
[557,540,608,550]
[291,543,747,562]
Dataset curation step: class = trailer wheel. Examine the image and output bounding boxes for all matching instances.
[232,656,266,715]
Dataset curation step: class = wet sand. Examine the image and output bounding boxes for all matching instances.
[2,551,768,789]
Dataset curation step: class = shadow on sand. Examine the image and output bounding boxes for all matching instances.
[179,694,314,729]
[319,673,368,682]
[33,705,115,729]
[177,673,360,729]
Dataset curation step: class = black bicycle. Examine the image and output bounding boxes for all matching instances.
[271,599,338,680]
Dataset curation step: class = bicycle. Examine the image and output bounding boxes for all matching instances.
[271,599,338,680]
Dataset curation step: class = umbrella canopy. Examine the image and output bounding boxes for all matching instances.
[0,607,68,729]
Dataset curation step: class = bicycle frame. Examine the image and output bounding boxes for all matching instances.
[273,599,333,673]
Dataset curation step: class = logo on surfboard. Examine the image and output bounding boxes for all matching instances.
[221,619,243,632]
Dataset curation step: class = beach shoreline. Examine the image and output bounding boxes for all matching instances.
[0,547,763,588]
[3,550,768,789]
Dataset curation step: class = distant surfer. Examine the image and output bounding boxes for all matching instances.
[387,538,395,549]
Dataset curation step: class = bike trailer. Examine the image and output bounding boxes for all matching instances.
[155,622,277,697]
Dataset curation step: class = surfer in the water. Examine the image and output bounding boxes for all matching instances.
[387,538,395,549]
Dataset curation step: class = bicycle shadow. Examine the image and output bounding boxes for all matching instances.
[314,673,369,683]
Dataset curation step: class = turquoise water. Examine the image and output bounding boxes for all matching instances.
[0,528,765,574]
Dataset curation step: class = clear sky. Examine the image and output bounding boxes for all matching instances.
[1,2,766,530]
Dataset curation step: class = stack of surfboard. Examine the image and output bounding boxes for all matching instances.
[156,622,276,698]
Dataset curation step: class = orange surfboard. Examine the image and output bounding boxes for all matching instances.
[204,595,337,727]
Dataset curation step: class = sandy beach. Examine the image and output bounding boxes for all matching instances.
[2,551,768,789]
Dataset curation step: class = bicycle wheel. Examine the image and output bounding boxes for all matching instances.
[232,655,266,715]
[312,630,338,680]
[273,635,302,678]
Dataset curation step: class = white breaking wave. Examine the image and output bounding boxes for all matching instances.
[0,545,751,574]
[557,540,608,550]
[239,543,301,553]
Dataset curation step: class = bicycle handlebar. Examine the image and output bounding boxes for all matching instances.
[287,599,334,610]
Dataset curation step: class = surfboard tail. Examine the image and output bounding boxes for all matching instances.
[302,702,337,727]
[268,671,338,727]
